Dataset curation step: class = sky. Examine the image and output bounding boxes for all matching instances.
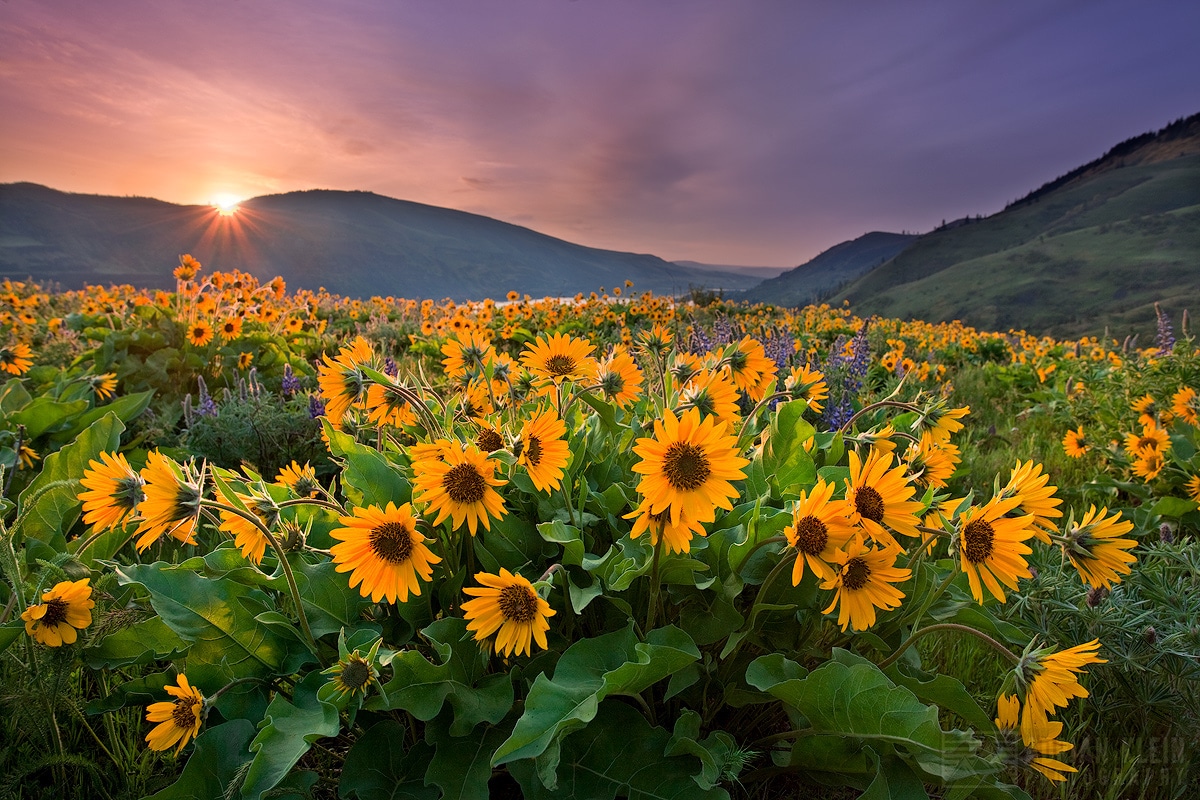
[2,1,1198,266]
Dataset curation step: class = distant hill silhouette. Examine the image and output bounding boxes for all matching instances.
[737,232,917,307]
[828,112,1200,338]
[0,185,760,300]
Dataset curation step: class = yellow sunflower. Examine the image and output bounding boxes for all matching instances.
[904,433,960,490]
[0,342,34,375]
[785,364,828,413]
[79,451,145,533]
[1172,386,1198,427]
[515,407,570,493]
[1061,425,1090,458]
[134,451,203,552]
[957,496,1035,604]
[276,461,319,497]
[678,369,740,428]
[1131,449,1164,481]
[999,460,1062,543]
[441,329,495,381]
[995,695,1076,783]
[520,332,598,387]
[1131,393,1158,426]
[669,351,704,385]
[187,320,214,347]
[1064,505,1137,589]
[1124,422,1169,458]
[1188,475,1200,503]
[1018,639,1105,720]
[216,491,280,566]
[412,439,507,535]
[317,336,374,422]
[218,316,242,342]
[784,478,857,584]
[918,400,969,444]
[723,337,777,403]
[461,568,555,657]
[474,421,506,454]
[625,498,707,554]
[91,373,119,400]
[364,382,419,428]
[145,674,205,755]
[631,407,749,526]
[844,448,924,548]
[820,535,910,632]
[330,502,441,603]
[21,578,94,647]
[595,346,644,408]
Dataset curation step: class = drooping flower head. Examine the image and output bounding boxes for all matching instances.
[412,439,507,535]
[514,407,570,493]
[625,498,707,555]
[632,407,749,527]
[820,535,911,632]
[216,488,280,566]
[145,674,205,755]
[80,451,145,533]
[916,400,969,445]
[462,568,555,657]
[1063,505,1137,589]
[994,694,1077,783]
[22,578,94,647]
[134,452,203,552]
[276,461,319,497]
[784,478,857,584]
[785,364,828,414]
[317,336,375,422]
[723,336,777,403]
[364,381,419,428]
[998,460,1062,543]
[330,502,441,603]
[595,346,644,409]
[1015,639,1106,722]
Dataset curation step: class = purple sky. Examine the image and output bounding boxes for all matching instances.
[2,0,1198,265]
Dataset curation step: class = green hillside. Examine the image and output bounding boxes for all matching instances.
[0,184,759,300]
[835,114,1200,339]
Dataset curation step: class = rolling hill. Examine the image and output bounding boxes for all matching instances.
[738,231,917,307]
[829,113,1200,338]
[0,185,761,300]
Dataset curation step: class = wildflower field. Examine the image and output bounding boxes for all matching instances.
[1,256,1198,800]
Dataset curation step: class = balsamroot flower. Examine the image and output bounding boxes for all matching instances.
[79,451,145,533]
[820,536,911,631]
[521,332,598,387]
[1064,505,1137,589]
[330,502,441,603]
[462,568,555,657]
[844,448,924,548]
[1061,425,1090,458]
[514,407,570,493]
[784,478,856,583]
[412,440,507,535]
[995,694,1077,783]
[625,498,707,555]
[145,674,205,754]
[22,578,94,647]
[956,496,1035,604]
[1017,639,1105,720]
[134,452,203,552]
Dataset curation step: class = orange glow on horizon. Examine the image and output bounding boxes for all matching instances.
[211,193,243,216]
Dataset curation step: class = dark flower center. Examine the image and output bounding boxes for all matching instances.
[339,657,372,691]
[369,521,414,563]
[498,584,539,623]
[444,463,487,504]
[172,698,197,730]
[41,598,69,628]
[1136,436,1157,450]
[662,442,711,491]
[854,486,886,523]
[523,435,543,467]
[476,429,504,453]
[544,354,577,377]
[192,326,206,339]
[962,518,995,563]
[842,557,872,590]
[792,515,828,555]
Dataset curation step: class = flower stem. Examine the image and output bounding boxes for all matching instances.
[838,400,923,434]
[876,622,1020,671]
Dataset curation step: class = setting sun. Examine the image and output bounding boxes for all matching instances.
[211,193,243,215]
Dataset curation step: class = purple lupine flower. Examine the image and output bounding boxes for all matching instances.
[308,394,326,419]
[712,315,734,347]
[384,356,399,378]
[1155,303,1175,355]
[688,326,714,356]
[281,363,301,398]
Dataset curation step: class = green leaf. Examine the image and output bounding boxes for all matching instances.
[10,397,88,438]
[746,652,991,782]
[84,616,188,669]
[665,709,741,790]
[339,720,437,800]
[491,624,700,788]
[145,720,256,800]
[341,446,412,508]
[538,520,585,567]
[368,617,513,736]
[115,561,311,688]
[52,390,153,444]
[508,701,729,800]
[0,621,23,655]
[290,556,372,638]
[16,412,124,557]
[860,747,930,800]
[241,671,341,800]
[763,399,817,497]
[1150,496,1198,518]
[424,714,513,800]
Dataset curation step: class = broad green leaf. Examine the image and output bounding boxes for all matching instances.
[16,412,123,557]
[508,701,729,800]
[84,615,188,669]
[1150,496,1198,518]
[10,396,88,438]
[368,617,513,736]
[145,720,256,800]
[665,709,741,790]
[538,520,585,567]
[491,624,700,789]
[341,445,411,508]
[764,399,816,496]
[860,747,930,800]
[746,652,991,782]
[241,671,340,800]
[52,389,153,444]
[0,621,23,655]
[338,720,437,800]
[290,556,372,638]
[424,714,513,800]
[115,561,310,688]
[0,378,32,414]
